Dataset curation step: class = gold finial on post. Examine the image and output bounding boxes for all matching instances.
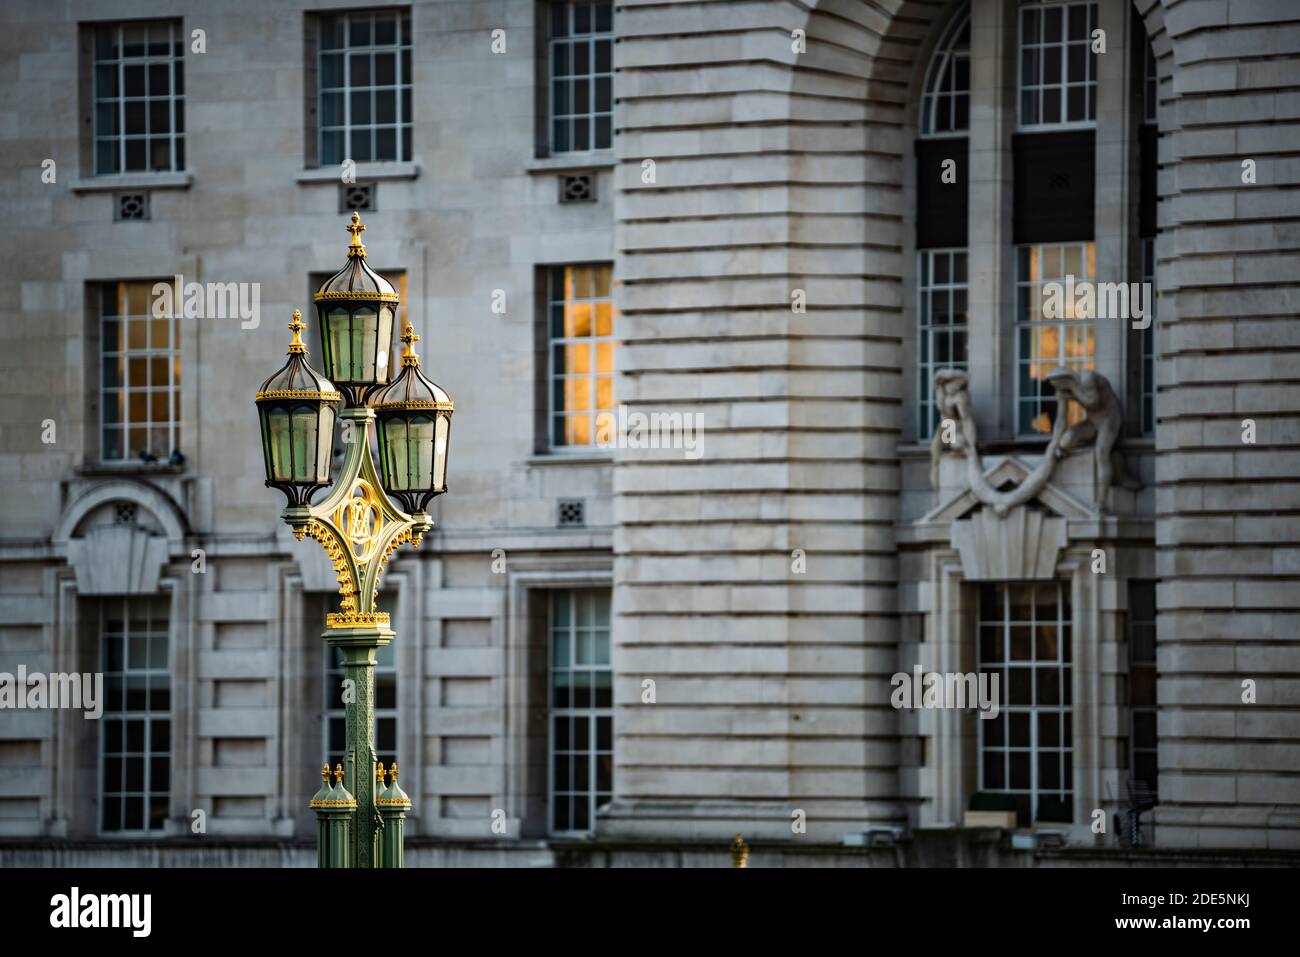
[730,834,749,868]
[320,763,331,783]
[399,321,420,367]
[376,761,386,784]
[346,210,367,258]
[288,309,306,354]
[333,763,345,786]
[389,762,400,782]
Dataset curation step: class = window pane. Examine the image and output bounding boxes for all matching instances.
[549,589,613,835]
[915,249,970,441]
[548,2,614,153]
[979,584,1072,826]
[920,11,971,134]
[100,283,179,462]
[99,598,171,834]
[548,264,615,450]
[1019,2,1096,129]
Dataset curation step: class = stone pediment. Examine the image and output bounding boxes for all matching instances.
[949,506,1068,581]
[53,479,189,596]
[66,524,171,595]
[920,455,1094,525]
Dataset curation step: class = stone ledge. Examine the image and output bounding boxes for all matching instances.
[525,452,615,467]
[295,161,420,184]
[526,152,616,175]
[69,172,193,193]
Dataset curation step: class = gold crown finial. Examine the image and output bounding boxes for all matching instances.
[288,309,306,354]
[389,762,400,782]
[730,834,749,868]
[376,761,386,783]
[399,321,421,367]
[346,211,367,258]
[333,763,345,785]
[320,763,330,783]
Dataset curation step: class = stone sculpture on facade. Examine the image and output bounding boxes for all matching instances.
[928,369,978,489]
[1044,367,1142,510]
[929,366,1138,514]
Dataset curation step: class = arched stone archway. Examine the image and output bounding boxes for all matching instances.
[53,479,189,595]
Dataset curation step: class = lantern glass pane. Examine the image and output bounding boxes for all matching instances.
[265,407,292,482]
[434,413,450,489]
[410,415,434,490]
[353,307,377,382]
[259,409,275,480]
[290,405,318,482]
[316,405,336,483]
[379,418,405,494]
[325,308,350,380]
[377,306,394,382]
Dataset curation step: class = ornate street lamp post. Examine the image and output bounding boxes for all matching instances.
[255,213,452,867]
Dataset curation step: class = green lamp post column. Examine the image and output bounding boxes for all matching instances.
[327,617,394,868]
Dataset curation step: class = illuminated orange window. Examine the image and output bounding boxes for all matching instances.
[1015,242,1095,435]
[547,264,616,449]
[100,280,180,462]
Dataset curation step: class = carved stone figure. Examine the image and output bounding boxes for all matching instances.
[929,369,978,489]
[1045,367,1142,511]
[927,367,1139,515]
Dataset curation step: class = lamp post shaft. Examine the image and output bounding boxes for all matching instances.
[328,628,391,868]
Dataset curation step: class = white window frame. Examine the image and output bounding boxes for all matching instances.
[919,6,971,137]
[1017,0,1098,131]
[100,281,181,463]
[977,583,1073,824]
[98,596,171,836]
[547,0,615,154]
[317,9,412,166]
[916,248,970,440]
[1014,241,1096,436]
[548,588,613,836]
[93,20,185,175]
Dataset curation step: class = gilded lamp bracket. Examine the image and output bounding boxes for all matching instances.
[283,406,432,629]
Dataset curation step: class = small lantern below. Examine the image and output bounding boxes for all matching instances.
[255,310,342,508]
[370,321,453,515]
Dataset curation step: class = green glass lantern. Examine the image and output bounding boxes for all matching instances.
[370,321,453,515]
[313,211,400,406]
[255,310,341,507]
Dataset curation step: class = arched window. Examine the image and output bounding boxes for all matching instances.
[920,7,971,136]
[914,0,1152,443]
[907,0,1160,836]
[915,5,972,440]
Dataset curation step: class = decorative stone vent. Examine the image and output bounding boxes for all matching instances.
[559,173,594,204]
[340,182,374,213]
[557,498,585,527]
[115,192,149,221]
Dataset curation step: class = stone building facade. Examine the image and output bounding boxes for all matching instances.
[0,0,1297,866]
